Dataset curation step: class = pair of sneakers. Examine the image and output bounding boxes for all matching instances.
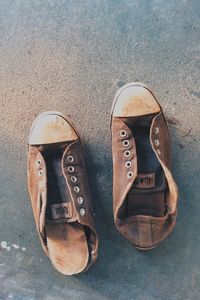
[27,82,178,275]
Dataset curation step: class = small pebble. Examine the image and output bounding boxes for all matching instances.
[12,244,20,249]
[1,241,7,248]
[1,241,10,251]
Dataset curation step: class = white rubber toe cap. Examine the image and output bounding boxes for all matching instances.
[29,112,78,145]
[113,84,161,117]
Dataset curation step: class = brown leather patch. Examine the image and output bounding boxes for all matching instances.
[51,203,72,220]
[133,173,155,189]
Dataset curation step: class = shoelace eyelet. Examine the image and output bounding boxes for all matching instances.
[124,150,131,158]
[120,130,127,138]
[157,149,161,155]
[67,155,74,163]
[77,196,84,205]
[74,186,80,193]
[37,160,41,166]
[127,171,133,179]
[155,127,159,135]
[125,161,132,168]
[80,208,86,216]
[71,176,77,183]
[123,140,130,147]
[68,166,74,173]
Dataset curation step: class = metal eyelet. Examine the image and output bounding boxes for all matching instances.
[120,130,127,138]
[37,160,41,166]
[155,127,159,135]
[74,186,80,193]
[67,156,74,163]
[71,176,77,183]
[124,150,131,158]
[80,208,86,216]
[157,149,161,155]
[125,161,132,168]
[154,139,160,147]
[38,170,43,177]
[68,166,74,173]
[127,171,133,178]
[77,196,84,205]
[123,140,130,147]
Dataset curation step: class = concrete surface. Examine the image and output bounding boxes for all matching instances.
[0,0,200,299]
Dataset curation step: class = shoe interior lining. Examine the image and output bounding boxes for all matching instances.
[42,143,71,220]
[39,142,90,275]
[119,114,167,218]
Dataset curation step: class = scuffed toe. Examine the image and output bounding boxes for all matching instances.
[29,112,78,145]
[113,83,161,117]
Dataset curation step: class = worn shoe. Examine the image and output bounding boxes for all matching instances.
[27,111,98,274]
[111,82,178,249]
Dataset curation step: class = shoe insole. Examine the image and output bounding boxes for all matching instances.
[123,115,167,217]
[45,222,89,275]
[42,144,89,275]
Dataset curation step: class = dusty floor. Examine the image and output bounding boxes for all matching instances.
[0,0,200,299]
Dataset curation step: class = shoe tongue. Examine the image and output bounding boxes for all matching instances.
[46,202,78,224]
[131,172,167,194]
